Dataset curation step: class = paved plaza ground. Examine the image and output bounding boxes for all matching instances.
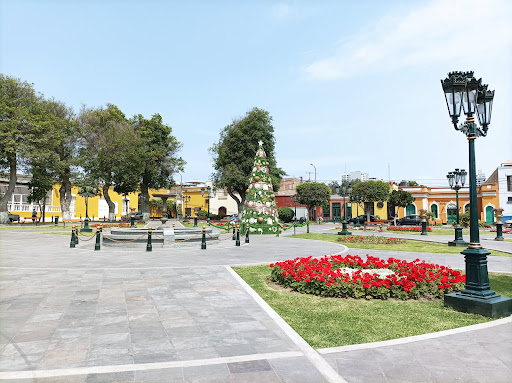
[0,222,511,382]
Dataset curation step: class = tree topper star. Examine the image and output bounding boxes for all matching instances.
[258,140,263,146]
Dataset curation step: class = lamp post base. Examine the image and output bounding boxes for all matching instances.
[495,223,504,241]
[448,227,468,246]
[444,293,512,318]
[81,218,92,232]
[338,221,352,236]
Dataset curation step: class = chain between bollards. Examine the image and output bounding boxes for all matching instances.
[201,226,206,249]
[146,227,152,252]
[94,227,101,251]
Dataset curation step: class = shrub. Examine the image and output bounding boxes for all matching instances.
[459,212,470,227]
[278,207,294,223]
[197,210,208,217]
[337,236,406,244]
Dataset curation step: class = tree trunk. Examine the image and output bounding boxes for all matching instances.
[228,187,245,214]
[59,178,73,220]
[0,154,17,224]
[102,184,115,221]
[140,184,150,221]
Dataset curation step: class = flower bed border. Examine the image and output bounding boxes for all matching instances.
[387,226,432,232]
[270,254,465,300]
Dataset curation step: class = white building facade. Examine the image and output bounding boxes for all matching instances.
[487,161,512,222]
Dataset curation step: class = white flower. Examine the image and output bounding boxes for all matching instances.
[248,201,254,207]
[265,202,271,207]
[263,184,269,191]
[249,184,253,189]
[254,183,260,189]
[250,227,256,232]
[267,218,273,225]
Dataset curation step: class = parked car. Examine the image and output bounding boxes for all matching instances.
[396,214,422,226]
[347,215,379,224]
[121,211,144,222]
[8,212,20,223]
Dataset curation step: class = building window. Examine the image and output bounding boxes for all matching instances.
[508,175,512,192]
[430,204,438,219]
[508,197,512,202]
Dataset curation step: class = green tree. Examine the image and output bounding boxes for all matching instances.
[210,107,284,213]
[27,160,54,223]
[0,75,48,223]
[38,99,80,220]
[131,113,185,220]
[407,180,419,186]
[388,190,415,225]
[79,104,144,221]
[278,206,294,223]
[327,181,339,195]
[352,180,390,222]
[295,182,331,219]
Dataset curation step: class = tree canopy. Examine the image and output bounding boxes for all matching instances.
[131,113,185,219]
[210,107,284,213]
[352,180,390,220]
[296,182,331,212]
[388,189,415,224]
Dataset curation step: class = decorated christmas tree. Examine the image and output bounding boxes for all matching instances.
[241,141,281,234]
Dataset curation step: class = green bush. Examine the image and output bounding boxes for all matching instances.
[197,209,208,217]
[459,212,470,227]
[278,207,294,223]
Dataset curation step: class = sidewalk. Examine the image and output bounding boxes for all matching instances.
[0,228,510,382]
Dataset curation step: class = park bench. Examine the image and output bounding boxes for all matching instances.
[22,217,41,224]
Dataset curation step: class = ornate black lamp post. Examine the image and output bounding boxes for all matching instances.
[338,185,352,235]
[201,185,217,224]
[290,195,298,235]
[447,168,468,246]
[441,71,511,317]
[78,185,97,232]
[183,195,191,219]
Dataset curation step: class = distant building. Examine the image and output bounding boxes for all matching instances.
[476,170,486,186]
[486,161,512,222]
[341,171,368,182]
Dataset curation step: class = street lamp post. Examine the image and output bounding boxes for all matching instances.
[310,163,316,182]
[441,71,511,317]
[183,195,191,220]
[78,185,97,232]
[201,185,217,225]
[353,193,361,228]
[338,185,352,235]
[290,195,298,235]
[447,168,468,246]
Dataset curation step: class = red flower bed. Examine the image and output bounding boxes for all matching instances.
[91,222,145,228]
[270,254,465,300]
[387,226,432,232]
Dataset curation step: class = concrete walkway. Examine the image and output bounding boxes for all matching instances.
[0,224,511,382]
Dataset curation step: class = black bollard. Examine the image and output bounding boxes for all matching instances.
[146,227,152,252]
[201,226,206,250]
[245,227,249,243]
[70,227,76,248]
[232,226,236,240]
[307,220,310,233]
[194,217,198,227]
[236,224,240,246]
[94,227,101,251]
[74,226,79,245]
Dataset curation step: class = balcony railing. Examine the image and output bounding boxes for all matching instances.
[8,203,61,213]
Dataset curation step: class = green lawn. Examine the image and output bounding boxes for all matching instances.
[292,233,512,257]
[386,228,471,235]
[234,265,511,348]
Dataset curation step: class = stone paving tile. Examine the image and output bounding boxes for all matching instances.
[134,367,184,383]
[183,363,229,382]
[269,356,328,383]
[84,371,135,383]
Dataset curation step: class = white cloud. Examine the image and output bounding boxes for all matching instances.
[305,0,512,80]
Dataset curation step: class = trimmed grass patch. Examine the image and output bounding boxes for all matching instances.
[234,264,511,348]
[292,233,512,257]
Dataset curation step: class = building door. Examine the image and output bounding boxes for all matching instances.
[332,203,341,222]
[446,204,457,223]
[218,206,227,216]
[406,204,416,216]
[430,204,438,219]
[323,203,331,219]
[485,206,494,224]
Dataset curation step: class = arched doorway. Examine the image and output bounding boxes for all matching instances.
[218,206,227,217]
[446,203,457,223]
[430,204,438,219]
[406,204,416,216]
[485,206,494,224]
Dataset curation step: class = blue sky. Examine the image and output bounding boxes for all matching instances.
[1,0,511,186]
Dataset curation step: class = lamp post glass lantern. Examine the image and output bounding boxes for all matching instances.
[441,71,511,317]
[78,185,97,232]
[337,185,352,235]
[447,168,468,246]
[201,186,217,224]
